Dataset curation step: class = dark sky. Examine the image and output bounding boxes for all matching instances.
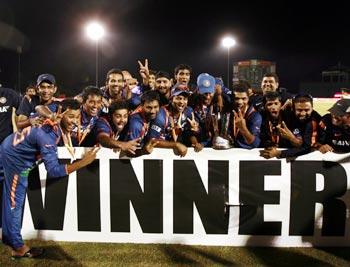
[0,0,349,95]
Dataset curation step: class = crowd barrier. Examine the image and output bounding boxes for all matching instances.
[0,147,349,247]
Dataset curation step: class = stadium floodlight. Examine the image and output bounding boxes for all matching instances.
[85,21,105,86]
[86,21,105,41]
[221,36,236,89]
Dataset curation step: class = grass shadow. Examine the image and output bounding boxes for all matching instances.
[185,245,237,266]
[244,246,330,267]
[316,247,350,262]
[161,244,198,265]
[160,244,236,266]
[38,244,80,263]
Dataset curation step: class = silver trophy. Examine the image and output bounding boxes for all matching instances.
[212,112,232,150]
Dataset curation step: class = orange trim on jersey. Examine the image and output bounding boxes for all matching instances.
[12,126,32,146]
[268,121,280,146]
[130,105,143,115]
[10,174,19,208]
[319,120,326,130]
[311,120,318,145]
[42,119,57,127]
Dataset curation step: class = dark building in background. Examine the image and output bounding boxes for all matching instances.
[233,59,276,92]
[300,63,350,97]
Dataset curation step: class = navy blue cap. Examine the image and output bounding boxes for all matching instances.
[328,99,350,116]
[37,73,56,86]
[170,83,191,97]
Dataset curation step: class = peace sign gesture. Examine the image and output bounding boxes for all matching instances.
[276,121,302,147]
[276,121,293,140]
[138,59,150,81]
[34,104,68,124]
[187,113,199,132]
[233,109,246,130]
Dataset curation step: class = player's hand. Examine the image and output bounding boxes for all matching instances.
[144,138,159,154]
[51,105,70,124]
[173,142,187,157]
[281,99,292,110]
[81,146,100,165]
[138,59,150,81]
[192,142,203,152]
[259,147,280,159]
[318,144,334,154]
[30,116,45,127]
[119,138,141,155]
[187,113,199,132]
[276,121,292,139]
[102,97,110,108]
[233,109,246,130]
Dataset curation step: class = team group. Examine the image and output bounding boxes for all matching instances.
[0,60,350,258]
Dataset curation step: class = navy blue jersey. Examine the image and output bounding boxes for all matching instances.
[279,110,321,158]
[0,87,21,143]
[127,107,169,147]
[0,121,67,250]
[260,110,295,148]
[229,105,262,149]
[16,95,60,117]
[193,104,215,147]
[163,105,197,145]
[93,115,128,142]
[260,109,321,154]
[129,84,152,110]
[71,108,99,147]
[0,124,67,177]
[251,88,294,113]
[192,95,231,147]
[318,113,350,153]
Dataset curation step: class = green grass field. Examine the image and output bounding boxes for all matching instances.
[0,240,349,266]
[313,98,337,116]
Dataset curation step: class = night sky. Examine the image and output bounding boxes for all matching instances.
[0,0,349,95]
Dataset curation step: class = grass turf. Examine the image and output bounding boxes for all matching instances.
[0,240,349,266]
[313,98,337,116]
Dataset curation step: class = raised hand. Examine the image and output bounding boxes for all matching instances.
[233,109,246,130]
[102,97,110,108]
[34,104,67,124]
[51,105,70,124]
[29,116,45,127]
[81,146,100,165]
[187,113,199,132]
[276,121,293,139]
[138,59,150,81]
[281,99,292,110]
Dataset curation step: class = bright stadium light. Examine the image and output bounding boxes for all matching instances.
[85,21,105,41]
[222,36,236,48]
[85,21,105,87]
[221,36,236,89]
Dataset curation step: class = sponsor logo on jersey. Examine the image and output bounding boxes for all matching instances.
[293,128,300,135]
[0,105,10,112]
[0,97,7,104]
[151,125,162,132]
